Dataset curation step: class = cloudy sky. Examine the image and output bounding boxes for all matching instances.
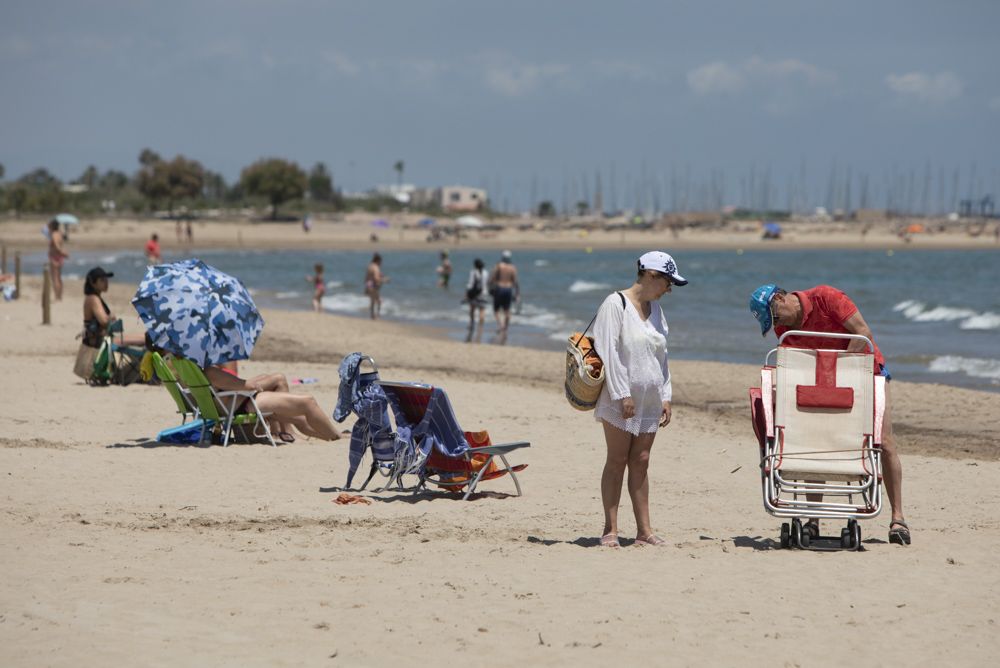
[2,0,998,210]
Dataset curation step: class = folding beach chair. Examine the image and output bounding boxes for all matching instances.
[171,357,276,447]
[750,330,885,551]
[339,356,424,492]
[379,380,529,500]
[150,351,198,424]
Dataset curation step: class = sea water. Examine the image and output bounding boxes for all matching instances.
[26,246,1000,392]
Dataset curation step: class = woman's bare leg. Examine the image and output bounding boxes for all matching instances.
[627,432,657,539]
[254,392,342,440]
[601,421,633,537]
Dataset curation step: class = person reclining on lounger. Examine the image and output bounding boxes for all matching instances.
[749,283,910,546]
[203,364,345,443]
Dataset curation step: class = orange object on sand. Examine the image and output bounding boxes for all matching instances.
[333,493,372,505]
[425,430,529,492]
[571,334,603,378]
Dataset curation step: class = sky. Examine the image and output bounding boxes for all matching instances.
[2,0,999,212]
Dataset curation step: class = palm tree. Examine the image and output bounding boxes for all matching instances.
[393,160,404,187]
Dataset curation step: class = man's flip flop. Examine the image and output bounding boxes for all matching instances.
[277,431,296,444]
[889,520,911,546]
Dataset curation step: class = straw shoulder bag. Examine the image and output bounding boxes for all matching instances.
[565,292,625,411]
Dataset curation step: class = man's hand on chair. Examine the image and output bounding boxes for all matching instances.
[660,401,672,428]
[621,397,636,419]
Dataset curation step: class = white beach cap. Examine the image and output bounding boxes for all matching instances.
[501,249,512,260]
[637,251,688,286]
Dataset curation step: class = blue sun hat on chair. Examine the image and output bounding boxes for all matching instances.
[750,283,781,336]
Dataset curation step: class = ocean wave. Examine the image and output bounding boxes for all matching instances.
[893,300,999,330]
[516,302,583,334]
[928,355,1000,383]
[325,280,344,289]
[275,291,302,299]
[321,293,373,314]
[568,280,610,293]
[960,313,1000,330]
[320,295,457,323]
[533,259,549,267]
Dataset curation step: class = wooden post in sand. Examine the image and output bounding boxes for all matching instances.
[42,262,52,325]
[14,251,21,300]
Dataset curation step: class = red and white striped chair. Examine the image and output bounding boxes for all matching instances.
[750,331,885,550]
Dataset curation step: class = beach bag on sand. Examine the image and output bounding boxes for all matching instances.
[565,292,625,411]
[73,341,100,380]
[74,336,114,384]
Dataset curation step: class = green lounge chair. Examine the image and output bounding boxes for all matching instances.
[150,352,198,424]
[171,357,276,447]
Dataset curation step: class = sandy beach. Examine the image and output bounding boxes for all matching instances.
[3,214,1000,256]
[2,274,1000,667]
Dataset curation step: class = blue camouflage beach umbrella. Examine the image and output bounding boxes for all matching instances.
[131,259,264,368]
[371,218,390,228]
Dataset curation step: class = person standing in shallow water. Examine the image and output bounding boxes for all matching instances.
[306,263,325,313]
[488,250,519,337]
[364,253,388,320]
[592,251,688,548]
[47,219,69,301]
[463,258,489,342]
[436,250,452,289]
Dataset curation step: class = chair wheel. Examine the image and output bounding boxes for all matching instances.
[800,528,811,548]
[841,528,852,549]
[780,523,790,548]
[851,521,862,549]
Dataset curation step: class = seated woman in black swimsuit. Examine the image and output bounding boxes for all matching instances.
[82,266,146,348]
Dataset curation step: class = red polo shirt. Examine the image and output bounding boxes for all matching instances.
[774,285,885,368]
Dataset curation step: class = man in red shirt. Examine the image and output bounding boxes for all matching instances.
[750,284,909,545]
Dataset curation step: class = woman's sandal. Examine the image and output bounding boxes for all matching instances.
[634,534,667,547]
[277,431,296,444]
[600,532,621,548]
[889,520,911,546]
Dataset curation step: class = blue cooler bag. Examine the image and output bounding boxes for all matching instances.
[157,419,215,445]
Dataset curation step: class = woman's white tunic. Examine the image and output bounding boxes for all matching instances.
[592,292,672,435]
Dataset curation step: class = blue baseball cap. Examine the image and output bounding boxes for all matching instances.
[749,284,780,336]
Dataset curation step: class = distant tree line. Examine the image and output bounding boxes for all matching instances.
[0,150,347,220]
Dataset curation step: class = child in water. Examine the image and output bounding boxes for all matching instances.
[306,263,325,312]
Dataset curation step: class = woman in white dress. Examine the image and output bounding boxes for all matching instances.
[592,251,688,547]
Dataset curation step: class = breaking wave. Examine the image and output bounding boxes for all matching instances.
[893,300,1000,330]
[569,280,610,293]
[928,355,1000,383]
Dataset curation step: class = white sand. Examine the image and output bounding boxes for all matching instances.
[2,278,999,667]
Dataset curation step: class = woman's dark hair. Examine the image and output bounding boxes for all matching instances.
[48,220,59,231]
[84,276,98,295]
[372,253,382,263]
[474,258,484,270]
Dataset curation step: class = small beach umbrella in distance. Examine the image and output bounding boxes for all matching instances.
[132,259,264,368]
[418,217,436,227]
[371,218,390,228]
[54,213,80,225]
[456,215,484,228]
